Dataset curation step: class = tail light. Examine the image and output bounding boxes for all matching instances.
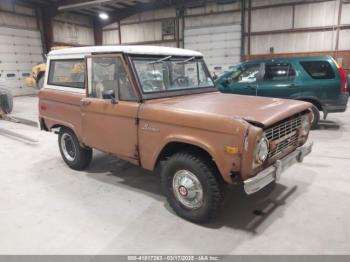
[333,58,348,93]
[338,67,348,93]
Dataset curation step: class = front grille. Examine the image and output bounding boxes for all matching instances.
[265,115,302,159]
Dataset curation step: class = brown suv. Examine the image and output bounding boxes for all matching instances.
[39,46,313,222]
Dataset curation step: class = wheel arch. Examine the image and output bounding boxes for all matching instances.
[51,123,87,148]
[154,140,224,183]
[296,96,323,111]
[42,118,83,142]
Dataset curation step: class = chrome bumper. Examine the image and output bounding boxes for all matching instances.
[244,142,313,195]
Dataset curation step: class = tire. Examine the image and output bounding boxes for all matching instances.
[0,89,13,114]
[161,152,223,223]
[310,105,320,130]
[37,75,44,89]
[58,128,92,170]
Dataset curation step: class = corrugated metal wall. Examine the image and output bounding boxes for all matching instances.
[339,1,350,52]
[103,22,120,45]
[244,0,350,73]
[103,7,178,47]
[0,1,43,96]
[248,0,339,54]
[52,13,94,46]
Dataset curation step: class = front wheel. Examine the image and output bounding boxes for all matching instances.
[161,152,223,223]
[58,128,92,170]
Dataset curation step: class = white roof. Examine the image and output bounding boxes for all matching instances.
[49,45,203,57]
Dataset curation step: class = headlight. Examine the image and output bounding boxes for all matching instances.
[256,136,269,163]
[300,115,311,136]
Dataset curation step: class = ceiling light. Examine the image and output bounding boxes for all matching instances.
[99,12,109,20]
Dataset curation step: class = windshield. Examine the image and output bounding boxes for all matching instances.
[132,57,214,93]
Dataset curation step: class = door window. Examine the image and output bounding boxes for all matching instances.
[88,56,137,101]
[300,61,335,79]
[264,63,296,81]
[229,64,260,83]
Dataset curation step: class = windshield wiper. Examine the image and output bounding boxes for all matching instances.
[174,56,195,64]
[148,56,172,64]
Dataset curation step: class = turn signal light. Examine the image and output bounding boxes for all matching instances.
[225,146,239,155]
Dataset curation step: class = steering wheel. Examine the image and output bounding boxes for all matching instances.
[173,76,189,87]
[142,80,162,92]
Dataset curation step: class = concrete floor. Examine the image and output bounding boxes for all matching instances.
[0,95,350,255]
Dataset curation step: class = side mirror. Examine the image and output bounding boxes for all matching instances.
[102,89,117,104]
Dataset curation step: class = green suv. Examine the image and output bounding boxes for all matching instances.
[216,56,349,128]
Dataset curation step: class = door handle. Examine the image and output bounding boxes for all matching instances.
[81,100,91,106]
[246,85,255,90]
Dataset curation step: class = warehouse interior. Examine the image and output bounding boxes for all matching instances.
[0,0,350,257]
[1,0,349,95]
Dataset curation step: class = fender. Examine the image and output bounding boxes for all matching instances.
[44,116,83,143]
[148,132,245,183]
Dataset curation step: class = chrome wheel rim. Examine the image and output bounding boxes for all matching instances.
[172,170,203,210]
[61,133,76,162]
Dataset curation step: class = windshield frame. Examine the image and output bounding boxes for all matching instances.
[128,55,216,100]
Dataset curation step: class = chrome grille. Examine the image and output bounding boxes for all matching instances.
[265,115,302,158]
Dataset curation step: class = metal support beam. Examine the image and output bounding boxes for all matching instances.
[335,0,343,54]
[35,7,47,58]
[93,18,103,45]
[176,8,182,48]
[42,5,57,53]
[247,0,251,56]
[240,0,246,61]
[118,21,122,44]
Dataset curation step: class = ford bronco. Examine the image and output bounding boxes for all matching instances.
[39,46,313,222]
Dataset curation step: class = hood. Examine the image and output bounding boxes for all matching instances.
[143,92,311,128]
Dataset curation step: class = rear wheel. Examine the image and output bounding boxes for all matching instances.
[58,128,92,170]
[310,105,320,129]
[161,152,223,223]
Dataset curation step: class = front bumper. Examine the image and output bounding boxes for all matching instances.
[244,142,313,195]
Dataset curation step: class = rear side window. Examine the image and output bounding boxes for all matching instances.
[48,59,85,88]
[264,63,296,81]
[300,61,335,79]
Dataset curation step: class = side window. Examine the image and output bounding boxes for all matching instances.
[230,64,260,83]
[88,56,137,101]
[300,61,335,79]
[264,63,296,81]
[48,59,85,88]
